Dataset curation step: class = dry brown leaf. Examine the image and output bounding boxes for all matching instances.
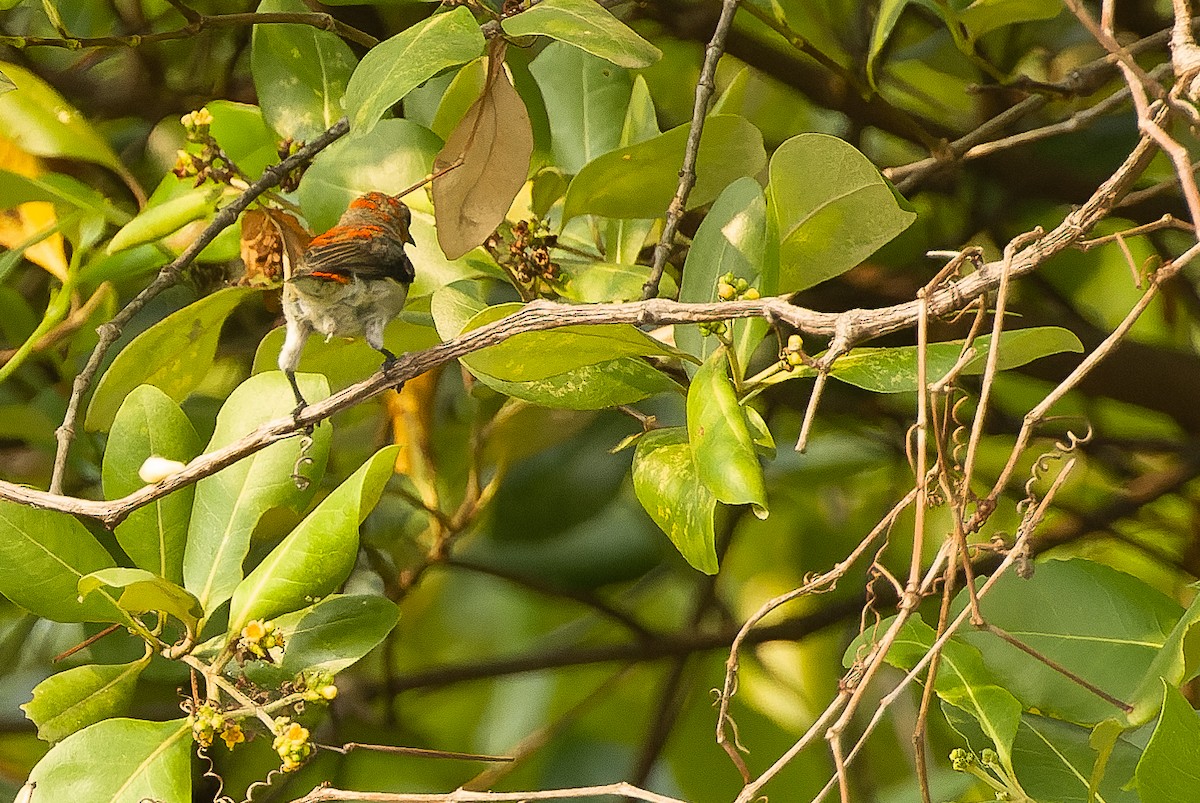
[238,207,312,286]
[0,136,69,281]
[432,41,534,260]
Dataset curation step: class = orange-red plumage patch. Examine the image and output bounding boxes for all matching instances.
[308,270,352,284]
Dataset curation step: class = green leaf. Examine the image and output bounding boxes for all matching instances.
[768,133,915,292]
[558,262,662,303]
[459,302,685,381]
[502,0,662,69]
[183,372,332,615]
[959,558,1184,726]
[280,595,400,675]
[632,428,717,574]
[27,718,191,802]
[343,7,485,135]
[430,57,486,141]
[528,41,632,175]
[1125,589,1200,726]
[850,616,1022,770]
[957,0,1062,39]
[603,74,661,265]
[0,169,127,226]
[251,0,358,141]
[1012,713,1140,803]
[563,115,766,222]
[0,502,123,623]
[866,0,912,88]
[766,327,1086,393]
[1136,683,1200,803]
[0,67,13,94]
[470,356,681,410]
[86,287,260,431]
[22,657,149,743]
[228,446,398,635]
[103,386,200,583]
[78,568,203,635]
[105,187,219,254]
[0,61,126,176]
[675,177,769,374]
[205,100,279,177]
[687,347,768,517]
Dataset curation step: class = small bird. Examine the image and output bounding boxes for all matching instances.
[278,191,416,411]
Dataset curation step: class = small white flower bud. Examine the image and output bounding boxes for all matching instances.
[138,456,186,484]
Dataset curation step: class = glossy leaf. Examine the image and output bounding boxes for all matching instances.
[632,428,717,574]
[458,302,685,381]
[502,0,662,69]
[0,62,125,176]
[281,595,400,675]
[0,501,122,623]
[470,356,680,410]
[183,372,331,615]
[26,718,191,802]
[768,133,915,292]
[528,41,632,175]
[763,327,1085,393]
[958,0,1062,39]
[687,347,768,517]
[958,559,1183,727]
[850,616,1021,770]
[344,7,485,134]
[563,115,766,222]
[86,287,260,431]
[1136,683,1200,803]
[105,187,218,254]
[433,48,534,259]
[559,262,665,303]
[675,177,769,374]
[228,446,398,634]
[78,568,203,635]
[1126,590,1200,726]
[103,385,200,583]
[1011,714,1140,803]
[251,0,357,141]
[23,657,149,743]
[603,74,659,265]
[0,169,126,225]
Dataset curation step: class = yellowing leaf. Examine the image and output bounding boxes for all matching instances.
[0,136,68,280]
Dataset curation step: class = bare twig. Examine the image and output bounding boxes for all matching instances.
[287,782,689,803]
[642,0,741,300]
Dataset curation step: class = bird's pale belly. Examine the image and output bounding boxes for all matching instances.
[285,276,408,340]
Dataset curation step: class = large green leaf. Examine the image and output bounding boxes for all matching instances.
[1011,714,1140,803]
[470,357,680,410]
[105,186,220,254]
[458,302,684,381]
[251,0,357,141]
[228,446,398,634]
[86,287,260,431]
[675,177,770,374]
[957,0,1062,39]
[502,0,662,69]
[22,657,149,744]
[958,559,1183,726]
[343,7,485,134]
[763,327,1085,393]
[632,428,717,574]
[0,169,126,226]
[0,502,122,623]
[103,386,200,583]
[1136,683,1200,803]
[563,115,766,222]
[603,74,660,266]
[849,616,1022,771]
[768,133,915,292]
[687,347,767,517]
[26,718,191,802]
[528,41,632,175]
[0,62,125,176]
[183,372,331,615]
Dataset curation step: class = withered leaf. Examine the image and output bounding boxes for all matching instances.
[432,41,534,260]
[239,208,312,286]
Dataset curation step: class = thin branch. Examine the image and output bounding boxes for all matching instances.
[46,117,350,494]
[288,782,689,803]
[0,11,379,50]
[642,0,741,300]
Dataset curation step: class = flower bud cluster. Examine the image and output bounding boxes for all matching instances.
[236,619,285,664]
[272,718,313,772]
[190,704,245,751]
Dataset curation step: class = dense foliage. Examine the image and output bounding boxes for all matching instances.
[2,0,1200,802]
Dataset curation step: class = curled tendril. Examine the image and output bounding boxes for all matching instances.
[196,746,234,803]
[1016,422,1094,517]
[950,391,972,472]
[241,766,286,803]
[291,432,315,490]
